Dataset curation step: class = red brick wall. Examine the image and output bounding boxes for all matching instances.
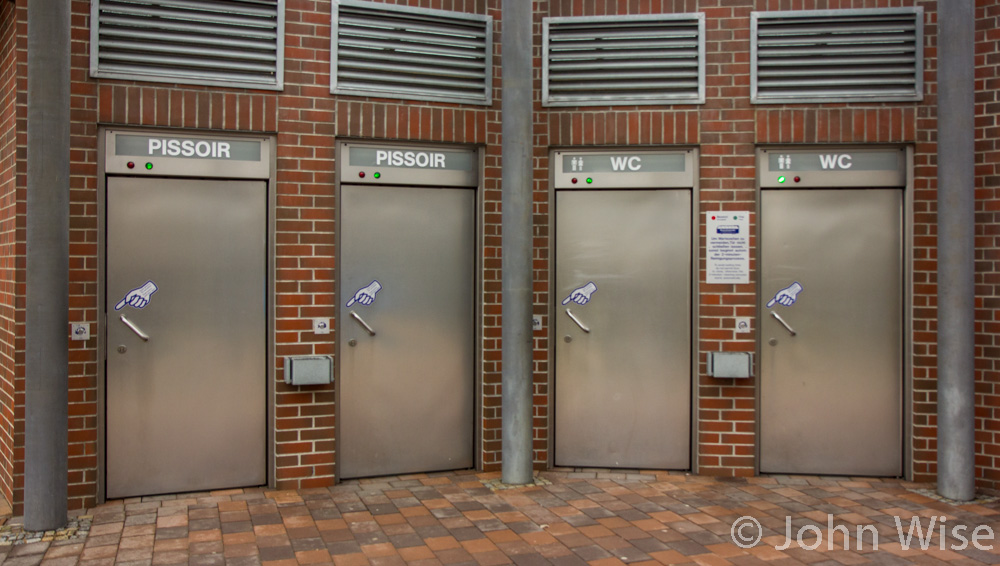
[5,0,1000,512]
[538,0,940,478]
[280,0,499,486]
[540,2,707,474]
[694,0,757,476]
[975,0,1000,492]
[68,0,99,510]
[0,0,24,511]
[76,0,501,500]
[274,0,338,490]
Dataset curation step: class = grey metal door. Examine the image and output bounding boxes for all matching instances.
[106,177,267,498]
[555,190,691,469]
[760,189,902,476]
[340,185,475,478]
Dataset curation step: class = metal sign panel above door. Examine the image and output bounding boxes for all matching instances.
[553,149,696,189]
[105,130,271,178]
[341,142,478,187]
[759,147,906,188]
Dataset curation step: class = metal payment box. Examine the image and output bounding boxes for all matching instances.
[285,356,333,386]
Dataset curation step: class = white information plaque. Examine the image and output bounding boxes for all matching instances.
[706,212,750,284]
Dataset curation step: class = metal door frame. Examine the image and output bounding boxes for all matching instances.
[97,127,277,503]
[754,145,913,479]
[547,147,700,472]
[333,140,484,481]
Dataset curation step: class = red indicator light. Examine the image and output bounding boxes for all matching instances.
[794,176,801,183]
[126,161,135,169]
[571,178,578,184]
[359,171,366,178]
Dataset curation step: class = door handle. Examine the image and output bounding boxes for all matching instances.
[565,309,590,333]
[770,311,796,336]
[119,315,150,341]
[350,311,376,336]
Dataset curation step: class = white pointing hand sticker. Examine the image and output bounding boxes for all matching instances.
[766,281,803,308]
[346,280,382,307]
[561,282,598,305]
[115,280,158,311]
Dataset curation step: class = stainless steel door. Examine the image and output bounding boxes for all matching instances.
[106,177,267,498]
[760,189,902,476]
[340,185,475,478]
[555,190,691,469]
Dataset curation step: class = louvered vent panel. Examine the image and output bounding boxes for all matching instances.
[543,14,704,107]
[92,0,283,89]
[332,1,492,105]
[753,8,923,103]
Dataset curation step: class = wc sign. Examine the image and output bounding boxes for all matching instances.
[568,155,642,172]
[819,154,853,169]
[563,152,687,173]
[610,156,643,171]
[769,150,902,172]
[776,154,853,170]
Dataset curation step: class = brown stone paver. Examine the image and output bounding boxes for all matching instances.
[3,470,1000,565]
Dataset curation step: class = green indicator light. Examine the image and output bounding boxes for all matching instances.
[586,177,593,184]
[145,162,153,170]
[373,172,381,179]
[777,175,786,183]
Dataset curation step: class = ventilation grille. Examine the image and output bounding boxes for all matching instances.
[752,8,923,103]
[91,0,282,89]
[543,14,704,107]
[332,0,492,105]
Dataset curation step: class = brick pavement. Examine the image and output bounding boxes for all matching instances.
[1,470,999,566]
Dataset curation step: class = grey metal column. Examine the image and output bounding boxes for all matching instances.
[500,0,534,485]
[24,0,70,529]
[936,0,975,502]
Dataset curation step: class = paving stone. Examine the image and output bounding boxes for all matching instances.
[327,540,363,556]
[8,542,50,556]
[291,537,328,552]
[125,514,158,527]
[453,502,486,513]
[220,522,253,535]
[39,556,84,566]
[508,552,550,566]
[3,471,999,566]
[571,543,613,561]
[154,526,189,540]
[0,555,44,566]
[546,555,587,566]
[310,508,344,521]
[387,533,428,548]
[223,555,262,566]
[666,539,710,556]
[413,525,451,540]
[368,504,399,517]
[190,541,225,555]
[189,552,226,566]
[256,544,295,562]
